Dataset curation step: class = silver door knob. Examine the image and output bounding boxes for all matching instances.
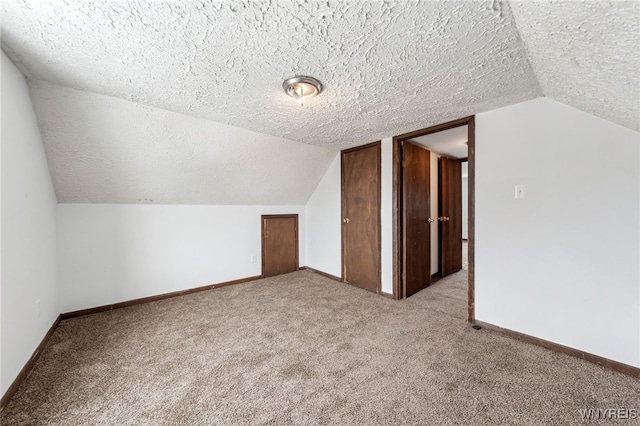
[343,218,350,224]
[427,218,434,223]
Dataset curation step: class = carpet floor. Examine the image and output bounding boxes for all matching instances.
[2,255,639,425]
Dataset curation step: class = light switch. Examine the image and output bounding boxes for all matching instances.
[515,185,525,199]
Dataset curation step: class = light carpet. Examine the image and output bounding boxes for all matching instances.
[2,262,639,425]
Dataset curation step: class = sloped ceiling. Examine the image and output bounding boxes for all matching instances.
[1,0,638,205]
[27,79,336,204]
[511,0,639,132]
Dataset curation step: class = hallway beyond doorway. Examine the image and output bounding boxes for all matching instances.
[423,241,468,320]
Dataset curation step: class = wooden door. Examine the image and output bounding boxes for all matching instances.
[439,157,463,277]
[262,215,298,278]
[341,142,381,293]
[403,141,431,297]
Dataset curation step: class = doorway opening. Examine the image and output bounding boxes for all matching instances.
[392,116,475,322]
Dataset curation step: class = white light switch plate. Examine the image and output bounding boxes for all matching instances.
[515,185,525,199]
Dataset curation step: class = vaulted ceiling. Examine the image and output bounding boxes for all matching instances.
[511,1,639,132]
[2,0,638,204]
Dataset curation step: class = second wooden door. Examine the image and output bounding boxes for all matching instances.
[439,157,463,277]
[403,141,432,297]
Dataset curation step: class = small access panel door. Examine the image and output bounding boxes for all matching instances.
[262,214,299,278]
[439,157,463,277]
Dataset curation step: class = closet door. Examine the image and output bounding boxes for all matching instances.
[403,141,432,297]
[439,157,462,277]
[341,142,381,293]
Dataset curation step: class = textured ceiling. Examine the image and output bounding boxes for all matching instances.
[2,0,541,150]
[1,0,638,205]
[511,0,639,132]
[28,79,336,204]
[411,125,468,159]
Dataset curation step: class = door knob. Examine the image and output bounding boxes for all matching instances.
[343,218,350,224]
[427,218,434,223]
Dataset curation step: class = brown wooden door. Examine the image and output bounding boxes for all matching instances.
[403,141,431,298]
[341,142,381,293]
[439,157,462,277]
[262,215,298,277]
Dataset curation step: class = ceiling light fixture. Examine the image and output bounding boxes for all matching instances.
[283,76,323,107]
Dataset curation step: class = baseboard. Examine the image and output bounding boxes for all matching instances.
[1,315,61,412]
[302,267,396,299]
[3,275,263,410]
[474,320,640,378]
[430,272,442,285]
[61,275,262,320]
[300,266,342,282]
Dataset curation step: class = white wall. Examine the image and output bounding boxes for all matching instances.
[58,204,305,313]
[305,155,341,277]
[462,173,468,240]
[430,152,441,275]
[381,138,393,294]
[1,51,59,395]
[475,98,639,367]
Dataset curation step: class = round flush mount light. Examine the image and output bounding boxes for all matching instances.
[283,75,323,106]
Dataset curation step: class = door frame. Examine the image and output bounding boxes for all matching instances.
[341,141,382,294]
[261,214,299,278]
[392,116,476,323]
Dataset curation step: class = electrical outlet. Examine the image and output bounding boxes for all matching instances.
[36,299,41,318]
[251,254,257,263]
